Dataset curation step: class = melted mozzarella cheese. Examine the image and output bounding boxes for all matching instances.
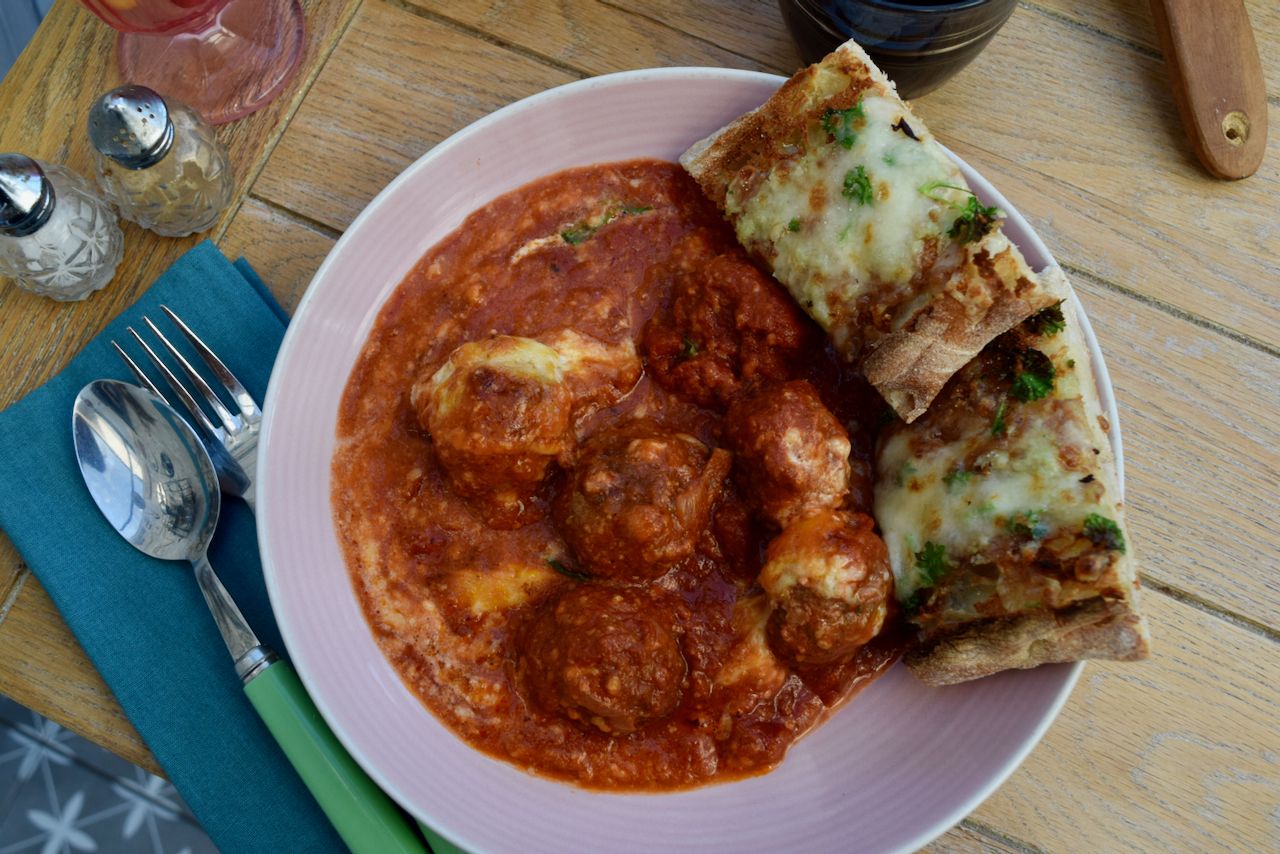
[874,325,1113,599]
[422,336,566,423]
[448,561,559,614]
[725,92,968,342]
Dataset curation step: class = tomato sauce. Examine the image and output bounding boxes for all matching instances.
[332,159,903,791]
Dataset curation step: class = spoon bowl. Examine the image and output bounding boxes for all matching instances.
[73,378,219,562]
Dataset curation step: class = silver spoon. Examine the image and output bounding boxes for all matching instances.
[72,379,430,854]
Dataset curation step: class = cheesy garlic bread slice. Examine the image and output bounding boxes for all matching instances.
[680,39,1061,422]
[873,277,1150,686]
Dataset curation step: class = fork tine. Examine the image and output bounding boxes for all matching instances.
[126,326,222,438]
[160,305,262,420]
[112,341,170,405]
[141,316,241,434]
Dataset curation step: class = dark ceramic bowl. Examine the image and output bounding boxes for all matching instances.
[778,0,1019,98]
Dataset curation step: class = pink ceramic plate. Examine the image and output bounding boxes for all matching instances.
[259,68,1105,854]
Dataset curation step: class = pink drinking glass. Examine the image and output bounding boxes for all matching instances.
[79,0,306,125]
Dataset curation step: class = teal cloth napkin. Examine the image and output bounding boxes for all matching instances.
[0,240,351,853]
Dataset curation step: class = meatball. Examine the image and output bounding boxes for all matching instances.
[515,584,687,735]
[643,250,813,409]
[759,511,893,666]
[412,335,573,522]
[555,422,733,581]
[723,381,851,529]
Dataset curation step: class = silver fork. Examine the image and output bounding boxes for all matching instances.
[113,305,262,514]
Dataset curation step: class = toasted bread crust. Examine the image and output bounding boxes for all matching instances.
[864,238,1066,421]
[903,595,1151,686]
[680,48,884,212]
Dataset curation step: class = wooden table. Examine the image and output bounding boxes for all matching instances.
[2,1,1278,851]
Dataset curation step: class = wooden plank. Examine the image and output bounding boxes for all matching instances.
[252,0,582,232]
[1028,0,1280,100]
[0,574,162,778]
[404,0,779,75]
[972,590,1280,854]
[593,0,802,73]
[218,198,338,316]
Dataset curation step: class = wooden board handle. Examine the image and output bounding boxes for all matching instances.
[1149,0,1268,180]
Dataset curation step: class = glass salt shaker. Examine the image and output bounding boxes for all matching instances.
[0,153,124,301]
[88,85,234,238]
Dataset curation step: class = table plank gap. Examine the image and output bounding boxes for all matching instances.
[1140,574,1280,647]
[957,817,1048,854]
[597,0,801,70]
[594,0,798,72]
[1059,260,1280,362]
[1028,0,1280,99]
[0,563,29,628]
[383,0,593,80]
[246,193,346,242]
[218,199,340,315]
[1022,0,1164,61]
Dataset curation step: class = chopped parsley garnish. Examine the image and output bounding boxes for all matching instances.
[914,541,950,587]
[681,336,699,358]
[1011,349,1056,402]
[843,165,874,206]
[821,98,866,149]
[1025,300,1066,337]
[942,469,974,492]
[919,182,1002,243]
[561,223,595,245]
[991,399,1008,436]
[968,501,996,518]
[1083,514,1126,552]
[947,196,1001,242]
[1007,509,1048,539]
[896,461,918,488]
[547,558,590,581]
[788,216,801,232]
[561,203,653,245]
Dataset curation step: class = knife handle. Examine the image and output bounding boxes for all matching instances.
[1149,0,1268,179]
[243,660,434,854]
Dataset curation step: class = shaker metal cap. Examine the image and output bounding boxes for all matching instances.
[88,85,175,170]
[0,153,55,237]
